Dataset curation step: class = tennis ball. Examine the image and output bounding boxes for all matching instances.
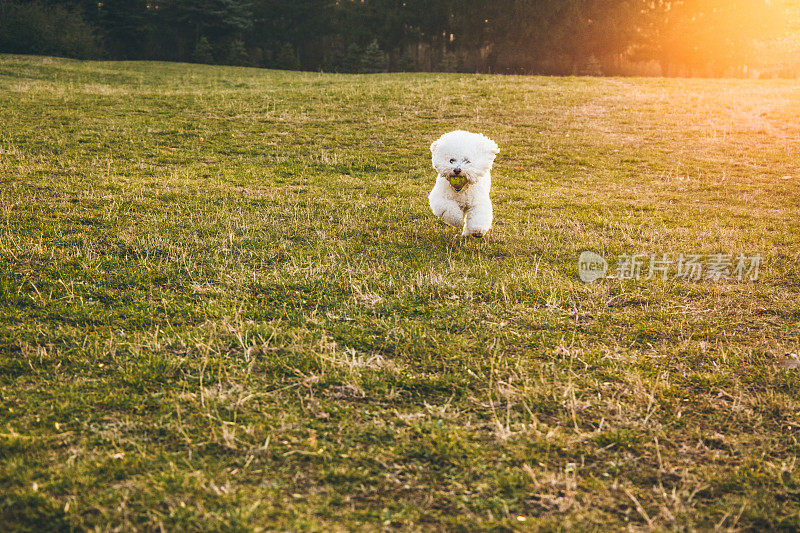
[448,175,467,191]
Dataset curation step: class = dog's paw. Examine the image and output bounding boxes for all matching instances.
[462,228,486,238]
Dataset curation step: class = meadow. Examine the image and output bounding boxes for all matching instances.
[0,54,799,531]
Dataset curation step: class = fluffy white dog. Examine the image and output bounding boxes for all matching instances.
[428,130,499,237]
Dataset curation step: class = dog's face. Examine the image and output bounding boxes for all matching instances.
[430,130,499,184]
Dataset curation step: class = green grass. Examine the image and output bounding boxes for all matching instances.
[1,54,799,531]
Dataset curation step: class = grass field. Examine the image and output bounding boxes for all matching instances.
[1,54,799,531]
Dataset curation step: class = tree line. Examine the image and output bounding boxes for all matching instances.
[0,0,797,77]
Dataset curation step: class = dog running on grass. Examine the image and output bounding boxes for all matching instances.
[428,130,499,238]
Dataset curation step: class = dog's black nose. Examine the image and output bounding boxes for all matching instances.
[453,168,461,175]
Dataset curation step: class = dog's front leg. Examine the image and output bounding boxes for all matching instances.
[463,201,493,237]
[429,196,464,228]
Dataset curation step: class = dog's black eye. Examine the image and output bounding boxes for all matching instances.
[464,159,470,164]
[449,159,455,163]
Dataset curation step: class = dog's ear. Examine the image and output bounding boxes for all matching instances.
[430,139,439,155]
[483,137,500,155]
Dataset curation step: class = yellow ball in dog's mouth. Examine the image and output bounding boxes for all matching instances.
[448,175,467,191]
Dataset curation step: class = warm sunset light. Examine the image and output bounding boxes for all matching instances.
[640,0,800,77]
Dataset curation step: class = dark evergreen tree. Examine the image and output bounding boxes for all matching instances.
[341,42,362,73]
[227,39,249,66]
[274,42,299,69]
[96,0,154,59]
[193,36,214,63]
[163,0,252,61]
[360,40,386,73]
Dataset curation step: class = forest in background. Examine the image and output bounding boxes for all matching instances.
[0,0,798,77]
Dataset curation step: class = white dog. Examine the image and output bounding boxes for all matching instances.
[428,130,499,237]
